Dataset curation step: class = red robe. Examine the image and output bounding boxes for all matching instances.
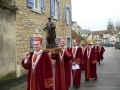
[84,48,97,79]
[99,46,105,60]
[81,47,86,71]
[70,46,82,86]
[93,46,100,62]
[51,48,72,90]
[66,47,72,88]
[22,52,53,90]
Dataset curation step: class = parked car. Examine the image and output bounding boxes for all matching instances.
[106,42,113,47]
[115,42,120,49]
[118,42,120,49]
[101,42,113,47]
[100,42,107,46]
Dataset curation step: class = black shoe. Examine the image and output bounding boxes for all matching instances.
[85,79,89,81]
[98,61,100,64]
[74,85,80,89]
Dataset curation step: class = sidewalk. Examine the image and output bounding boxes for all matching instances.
[0,74,27,90]
[9,83,26,90]
[0,61,55,90]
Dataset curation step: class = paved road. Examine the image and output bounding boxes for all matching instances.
[70,47,120,90]
[0,47,120,90]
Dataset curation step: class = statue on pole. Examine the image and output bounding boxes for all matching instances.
[43,17,56,48]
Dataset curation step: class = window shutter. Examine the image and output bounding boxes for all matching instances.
[50,0,55,16]
[41,0,45,13]
[65,6,68,23]
[30,36,34,48]
[58,0,60,19]
[69,8,72,24]
[27,0,34,8]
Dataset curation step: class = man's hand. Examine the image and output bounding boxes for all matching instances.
[72,62,76,65]
[24,52,30,59]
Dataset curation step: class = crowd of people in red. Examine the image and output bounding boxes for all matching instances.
[22,37,105,90]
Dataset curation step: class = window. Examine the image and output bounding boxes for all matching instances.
[33,0,41,11]
[65,5,71,24]
[27,0,45,13]
[54,0,59,19]
[66,8,70,23]
[50,0,60,20]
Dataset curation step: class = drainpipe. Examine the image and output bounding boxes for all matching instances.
[14,18,21,78]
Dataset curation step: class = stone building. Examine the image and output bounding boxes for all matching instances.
[71,21,84,45]
[0,0,72,82]
[0,0,18,83]
[72,21,81,34]
[91,30,111,43]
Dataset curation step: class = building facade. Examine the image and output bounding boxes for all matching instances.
[91,30,115,43]
[0,0,72,81]
[15,0,72,76]
[72,21,81,34]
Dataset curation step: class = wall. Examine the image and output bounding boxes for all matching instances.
[0,7,16,82]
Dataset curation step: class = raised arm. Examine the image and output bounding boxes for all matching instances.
[21,52,33,69]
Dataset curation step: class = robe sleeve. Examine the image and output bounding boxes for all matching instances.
[21,58,31,69]
[82,48,86,64]
[21,52,33,69]
[50,52,57,60]
[91,49,97,64]
[75,48,82,65]
[64,49,73,60]
[75,58,81,65]
[43,53,54,89]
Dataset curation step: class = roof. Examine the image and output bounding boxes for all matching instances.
[81,30,91,34]
[91,30,107,35]
[71,30,84,41]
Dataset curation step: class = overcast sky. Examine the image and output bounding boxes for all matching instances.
[71,0,120,31]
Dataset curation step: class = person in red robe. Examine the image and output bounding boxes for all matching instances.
[84,44,98,81]
[99,43,105,61]
[21,37,54,90]
[93,43,100,64]
[51,38,72,90]
[70,39,82,88]
[81,43,86,71]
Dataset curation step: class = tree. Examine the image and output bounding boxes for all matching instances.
[80,29,91,42]
[107,18,120,41]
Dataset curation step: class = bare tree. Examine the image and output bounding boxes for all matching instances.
[80,29,91,42]
[107,18,120,41]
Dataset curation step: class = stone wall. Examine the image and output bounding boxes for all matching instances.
[15,0,72,75]
[0,7,16,82]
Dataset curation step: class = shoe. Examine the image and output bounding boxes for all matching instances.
[98,61,100,64]
[85,79,89,81]
[74,85,80,89]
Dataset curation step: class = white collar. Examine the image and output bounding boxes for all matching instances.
[34,50,43,54]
